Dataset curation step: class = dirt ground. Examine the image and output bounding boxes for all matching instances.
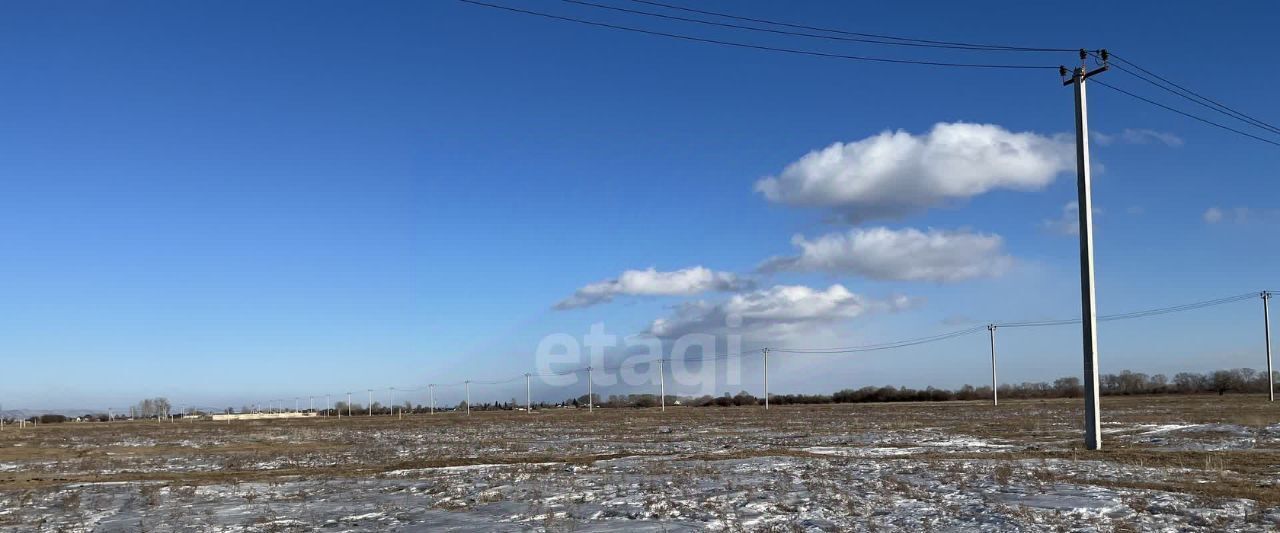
[1,395,1278,531]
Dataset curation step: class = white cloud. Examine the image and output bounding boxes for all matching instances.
[645,284,915,339]
[1042,201,1105,236]
[759,227,1012,282]
[755,122,1073,222]
[1093,128,1183,147]
[555,266,750,310]
[1044,201,1081,235]
[1203,206,1273,225]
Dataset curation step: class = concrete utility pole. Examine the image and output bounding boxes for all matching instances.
[1064,49,1108,451]
[658,359,666,412]
[587,366,594,413]
[309,396,314,414]
[524,373,532,413]
[1264,291,1274,402]
[388,387,395,417]
[346,392,353,418]
[429,384,435,414]
[465,381,471,416]
[367,389,373,417]
[988,324,999,406]
[762,348,770,410]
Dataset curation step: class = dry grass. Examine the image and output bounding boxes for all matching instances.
[0,394,1276,504]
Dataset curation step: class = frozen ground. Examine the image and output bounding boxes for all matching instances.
[1,395,1278,531]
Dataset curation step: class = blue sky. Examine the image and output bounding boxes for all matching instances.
[1,1,1277,410]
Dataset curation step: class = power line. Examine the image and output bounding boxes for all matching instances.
[1101,52,1280,136]
[419,348,761,395]
[457,0,1060,70]
[561,0,1072,53]
[997,292,1258,328]
[1090,79,1280,148]
[471,376,525,386]
[1107,61,1280,137]
[1099,293,1257,321]
[236,290,1267,412]
[773,292,1261,354]
[466,1,1280,145]
[771,326,986,354]
[623,0,1075,52]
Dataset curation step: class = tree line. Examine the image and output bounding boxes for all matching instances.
[568,367,1278,408]
[21,367,1274,424]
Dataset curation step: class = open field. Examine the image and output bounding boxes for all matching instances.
[1,395,1278,531]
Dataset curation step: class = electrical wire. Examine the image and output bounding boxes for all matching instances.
[231,291,1267,410]
[1090,79,1280,148]
[1102,52,1280,136]
[996,292,1258,328]
[561,0,1072,53]
[771,326,986,354]
[457,0,1060,70]
[623,0,1075,52]
[1099,293,1257,321]
[467,1,1280,145]
[1107,62,1280,137]
[470,376,525,385]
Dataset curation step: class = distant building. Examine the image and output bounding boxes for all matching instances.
[208,412,317,421]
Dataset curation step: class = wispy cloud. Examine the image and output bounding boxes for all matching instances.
[759,226,1012,282]
[1092,128,1184,147]
[1203,206,1275,225]
[1042,201,1102,236]
[645,284,916,340]
[555,266,751,310]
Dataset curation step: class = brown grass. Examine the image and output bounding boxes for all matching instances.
[0,394,1276,505]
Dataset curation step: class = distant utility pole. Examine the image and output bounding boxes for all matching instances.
[346,392,353,418]
[326,395,331,417]
[429,384,435,414]
[367,389,373,417]
[988,324,999,406]
[294,398,299,413]
[762,348,770,410]
[465,381,471,416]
[1064,49,1108,451]
[587,366,594,413]
[658,359,666,412]
[524,373,532,413]
[388,387,395,417]
[309,396,313,414]
[1264,291,1274,402]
